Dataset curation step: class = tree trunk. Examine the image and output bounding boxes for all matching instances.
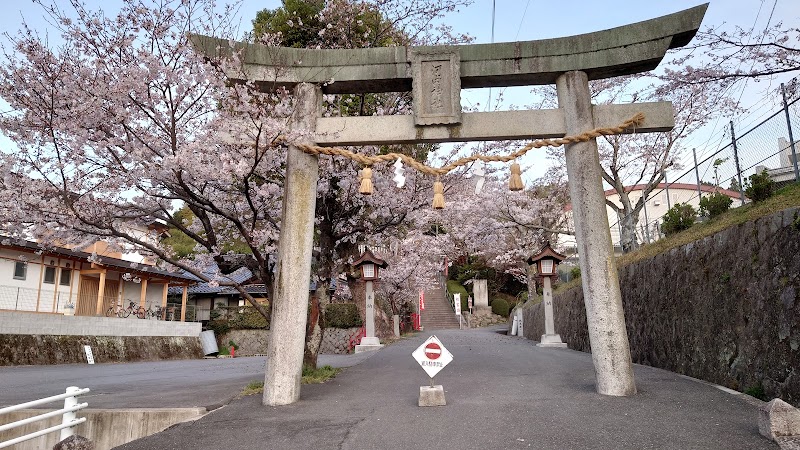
[526,264,537,302]
[619,211,640,253]
[303,279,330,369]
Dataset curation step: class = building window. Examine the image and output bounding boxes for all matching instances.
[43,266,56,284]
[60,268,72,286]
[13,262,27,280]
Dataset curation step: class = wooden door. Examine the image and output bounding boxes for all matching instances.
[76,276,119,316]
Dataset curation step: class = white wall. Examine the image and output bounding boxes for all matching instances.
[0,310,201,336]
[0,249,80,313]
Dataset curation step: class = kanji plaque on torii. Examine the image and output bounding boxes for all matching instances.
[193,4,709,406]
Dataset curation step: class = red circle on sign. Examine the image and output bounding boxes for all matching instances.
[424,342,442,360]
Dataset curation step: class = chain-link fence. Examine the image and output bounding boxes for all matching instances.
[609,83,799,250]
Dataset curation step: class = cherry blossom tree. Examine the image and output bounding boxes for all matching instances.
[0,0,472,373]
[536,71,728,253]
[0,0,292,321]
[247,0,473,367]
[664,21,800,97]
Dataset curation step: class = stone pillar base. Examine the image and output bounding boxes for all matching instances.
[419,385,446,407]
[537,334,568,348]
[355,336,383,353]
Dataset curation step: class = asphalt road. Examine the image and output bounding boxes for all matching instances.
[0,353,375,409]
[114,327,777,450]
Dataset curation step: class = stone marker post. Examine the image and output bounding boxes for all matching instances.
[556,71,636,396]
[473,279,489,311]
[355,280,384,352]
[264,83,322,406]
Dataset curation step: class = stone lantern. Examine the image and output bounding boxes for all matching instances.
[352,249,388,352]
[527,242,567,348]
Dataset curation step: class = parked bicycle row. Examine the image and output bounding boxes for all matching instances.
[105,301,176,320]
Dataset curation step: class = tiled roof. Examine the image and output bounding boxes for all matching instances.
[168,266,254,295]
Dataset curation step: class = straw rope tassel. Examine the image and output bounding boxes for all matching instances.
[359,167,374,195]
[432,179,445,209]
[509,162,524,191]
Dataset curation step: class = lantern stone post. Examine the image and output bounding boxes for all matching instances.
[528,242,567,348]
[353,249,388,353]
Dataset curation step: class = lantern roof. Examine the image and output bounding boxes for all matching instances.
[527,241,566,265]
[352,248,388,269]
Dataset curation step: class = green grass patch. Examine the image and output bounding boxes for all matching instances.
[240,380,264,397]
[238,365,343,397]
[302,364,341,384]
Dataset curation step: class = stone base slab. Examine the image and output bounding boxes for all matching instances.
[419,385,446,407]
[537,334,568,348]
[354,343,384,353]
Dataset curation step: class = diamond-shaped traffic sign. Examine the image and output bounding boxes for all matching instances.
[412,335,453,378]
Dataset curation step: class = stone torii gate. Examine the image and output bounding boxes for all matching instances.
[194,4,708,406]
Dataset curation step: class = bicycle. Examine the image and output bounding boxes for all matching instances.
[119,301,146,319]
[144,304,165,320]
[105,303,124,318]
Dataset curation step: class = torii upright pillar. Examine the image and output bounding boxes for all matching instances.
[557,71,636,396]
[264,83,322,406]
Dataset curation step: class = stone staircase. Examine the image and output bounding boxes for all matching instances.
[421,286,460,330]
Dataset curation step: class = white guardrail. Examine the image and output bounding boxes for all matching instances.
[0,386,90,449]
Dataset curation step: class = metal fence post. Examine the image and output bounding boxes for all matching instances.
[693,148,703,202]
[781,83,799,182]
[59,387,79,441]
[730,122,746,204]
[664,172,671,209]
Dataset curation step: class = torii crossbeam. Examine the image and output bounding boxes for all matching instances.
[193,3,708,406]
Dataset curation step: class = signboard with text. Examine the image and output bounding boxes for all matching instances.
[412,335,453,378]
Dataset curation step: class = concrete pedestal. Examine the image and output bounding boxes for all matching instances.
[537,334,568,348]
[418,385,446,407]
[355,336,383,353]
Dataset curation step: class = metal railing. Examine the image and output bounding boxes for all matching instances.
[0,285,78,314]
[0,386,90,449]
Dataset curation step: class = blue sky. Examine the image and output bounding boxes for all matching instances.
[1,0,798,181]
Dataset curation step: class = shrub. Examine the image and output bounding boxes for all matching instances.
[744,169,775,202]
[324,303,363,328]
[491,298,510,317]
[570,266,581,280]
[699,192,733,218]
[661,203,697,236]
[446,280,469,312]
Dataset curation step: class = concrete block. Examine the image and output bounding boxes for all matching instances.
[759,398,800,441]
[418,385,446,407]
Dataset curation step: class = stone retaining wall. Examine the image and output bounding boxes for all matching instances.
[0,334,203,366]
[218,329,270,356]
[521,207,800,406]
[320,327,362,354]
